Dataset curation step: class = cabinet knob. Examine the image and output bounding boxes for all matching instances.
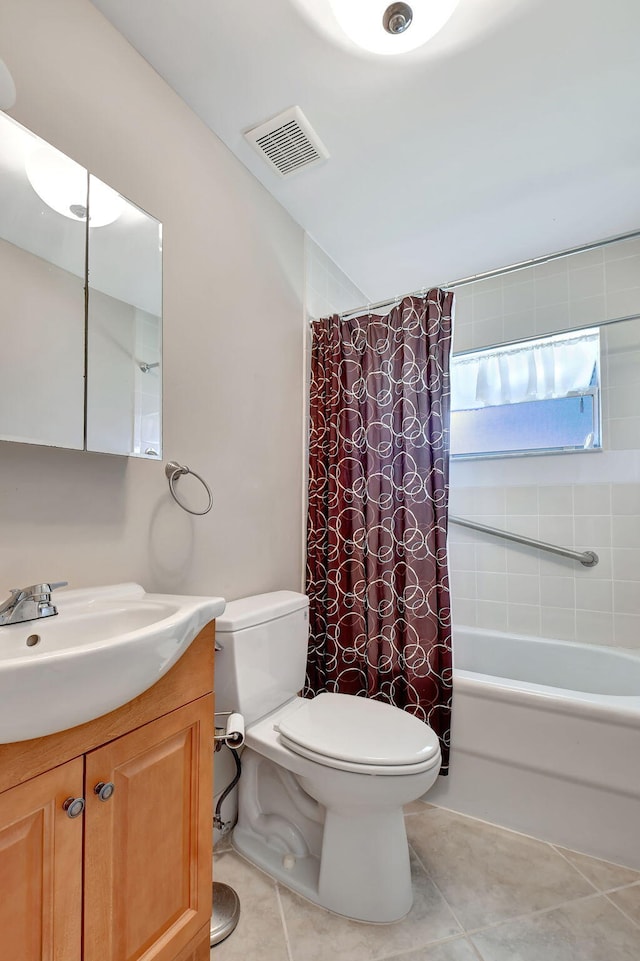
[62,797,85,819]
[94,781,115,802]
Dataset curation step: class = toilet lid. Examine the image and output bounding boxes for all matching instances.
[275,692,440,768]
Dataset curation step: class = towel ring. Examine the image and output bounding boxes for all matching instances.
[165,461,213,516]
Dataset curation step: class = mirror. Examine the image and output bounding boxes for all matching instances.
[0,112,162,458]
[0,115,86,449]
[87,176,162,457]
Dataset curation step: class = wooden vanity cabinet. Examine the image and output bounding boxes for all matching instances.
[0,757,84,961]
[0,623,215,961]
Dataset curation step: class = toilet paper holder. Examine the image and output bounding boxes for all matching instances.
[214,710,245,750]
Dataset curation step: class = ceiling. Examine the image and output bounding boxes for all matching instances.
[91,0,640,301]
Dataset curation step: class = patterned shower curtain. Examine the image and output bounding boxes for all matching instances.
[305,291,454,772]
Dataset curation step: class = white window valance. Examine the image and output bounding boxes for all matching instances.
[451,329,600,410]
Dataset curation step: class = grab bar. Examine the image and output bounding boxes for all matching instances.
[449,515,599,568]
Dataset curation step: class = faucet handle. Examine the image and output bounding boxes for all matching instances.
[15,582,68,599]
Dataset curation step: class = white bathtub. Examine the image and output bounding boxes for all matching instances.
[428,626,640,869]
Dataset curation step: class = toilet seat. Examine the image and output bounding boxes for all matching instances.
[274,692,441,776]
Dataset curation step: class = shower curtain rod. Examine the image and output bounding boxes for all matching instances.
[335,228,640,322]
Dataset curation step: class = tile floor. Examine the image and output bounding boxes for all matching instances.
[211,802,640,961]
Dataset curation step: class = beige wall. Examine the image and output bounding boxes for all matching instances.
[0,0,305,600]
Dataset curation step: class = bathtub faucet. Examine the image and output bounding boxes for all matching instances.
[0,582,68,627]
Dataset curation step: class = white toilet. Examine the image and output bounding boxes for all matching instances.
[214,591,441,923]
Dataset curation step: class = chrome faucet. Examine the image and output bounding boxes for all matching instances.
[0,582,68,627]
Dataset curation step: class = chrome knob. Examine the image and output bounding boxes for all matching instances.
[94,781,115,802]
[63,797,85,819]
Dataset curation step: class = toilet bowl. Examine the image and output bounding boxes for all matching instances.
[214,591,442,923]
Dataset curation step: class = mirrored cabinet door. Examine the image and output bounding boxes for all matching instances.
[0,116,86,449]
[0,112,162,458]
[86,176,162,458]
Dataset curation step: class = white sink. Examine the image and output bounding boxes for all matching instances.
[0,582,225,743]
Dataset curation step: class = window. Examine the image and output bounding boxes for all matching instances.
[450,329,601,459]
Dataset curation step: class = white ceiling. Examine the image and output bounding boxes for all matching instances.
[91,0,640,301]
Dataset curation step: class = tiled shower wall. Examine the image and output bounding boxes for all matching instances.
[449,234,640,649]
[305,235,366,320]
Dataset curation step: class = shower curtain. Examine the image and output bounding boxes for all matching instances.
[305,290,454,772]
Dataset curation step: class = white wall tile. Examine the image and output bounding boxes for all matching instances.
[503,279,534,313]
[614,613,640,649]
[612,547,640,581]
[474,287,503,321]
[612,515,640,548]
[605,287,640,318]
[567,247,604,270]
[502,309,536,340]
[451,571,477,599]
[541,606,576,640]
[473,317,504,348]
[475,543,508,573]
[507,573,540,605]
[505,486,539,515]
[608,417,640,450]
[575,578,613,612]
[506,545,541,574]
[451,597,477,627]
[476,571,508,603]
[538,515,575,545]
[613,581,640,616]
[507,603,541,636]
[575,610,615,645]
[573,514,611,548]
[538,486,573,515]
[476,599,508,631]
[448,235,640,655]
[570,294,607,326]
[474,487,506,514]
[535,271,569,307]
[569,264,606,301]
[605,255,640,293]
[540,575,576,609]
[534,303,569,335]
[572,484,611,515]
[604,237,640,262]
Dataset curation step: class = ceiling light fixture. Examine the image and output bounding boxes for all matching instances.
[328,0,460,55]
[26,144,124,227]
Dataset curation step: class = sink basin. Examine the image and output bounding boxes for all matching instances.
[0,582,225,743]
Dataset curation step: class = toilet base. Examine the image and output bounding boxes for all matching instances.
[233,748,418,923]
[232,817,412,924]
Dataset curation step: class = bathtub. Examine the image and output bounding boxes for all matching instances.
[428,626,640,869]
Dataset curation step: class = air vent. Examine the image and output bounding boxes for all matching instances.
[244,106,329,178]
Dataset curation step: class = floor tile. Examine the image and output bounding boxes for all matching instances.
[211,849,289,961]
[553,846,640,891]
[406,807,594,930]
[471,895,640,961]
[404,800,432,816]
[279,850,461,961]
[389,937,480,960]
[608,884,640,926]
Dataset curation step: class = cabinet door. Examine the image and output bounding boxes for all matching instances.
[83,695,213,961]
[0,757,84,961]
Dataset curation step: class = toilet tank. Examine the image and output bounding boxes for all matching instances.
[214,591,310,725]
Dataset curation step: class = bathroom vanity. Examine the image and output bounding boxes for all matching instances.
[0,621,215,961]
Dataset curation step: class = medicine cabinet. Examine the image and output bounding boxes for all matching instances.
[0,112,162,457]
